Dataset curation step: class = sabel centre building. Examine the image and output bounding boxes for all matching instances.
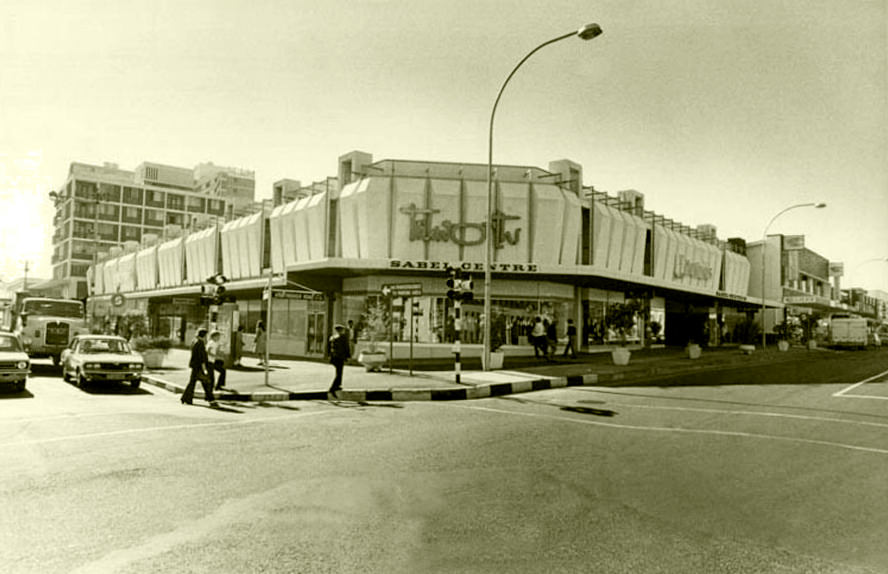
[89,150,755,359]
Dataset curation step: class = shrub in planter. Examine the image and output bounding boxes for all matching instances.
[130,336,174,368]
[774,321,792,351]
[483,313,507,370]
[357,300,389,371]
[606,300,641,365]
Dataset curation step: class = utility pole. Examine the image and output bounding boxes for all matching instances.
[22,261,29,292]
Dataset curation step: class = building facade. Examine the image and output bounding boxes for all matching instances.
[51,161,256,299]
[88,151,759,358]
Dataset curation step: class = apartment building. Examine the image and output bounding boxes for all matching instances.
[50,160,256,299]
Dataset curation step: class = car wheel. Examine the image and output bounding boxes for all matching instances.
[52,355,61,367]
[130,378,141,389]
[14,381,25,393]
[77,370,88,389]
[62,366,69,382]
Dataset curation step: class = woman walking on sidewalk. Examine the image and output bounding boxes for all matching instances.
[254,320,267,366]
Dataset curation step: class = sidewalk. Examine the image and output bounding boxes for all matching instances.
[140,345,824,403]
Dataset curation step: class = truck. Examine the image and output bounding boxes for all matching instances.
[8,293,88,365]
[828,313,868,349]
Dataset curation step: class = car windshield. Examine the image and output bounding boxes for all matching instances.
[23,300,85,318]
[0,335,23,352]
[79,339,130,354]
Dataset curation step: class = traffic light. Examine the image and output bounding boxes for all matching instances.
[446,267,474,302]
[213,284,226,305]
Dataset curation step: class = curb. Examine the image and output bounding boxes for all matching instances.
[140,373,601,402]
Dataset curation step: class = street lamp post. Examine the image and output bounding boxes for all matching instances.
[482,23,603,370]
[760,202,826,349]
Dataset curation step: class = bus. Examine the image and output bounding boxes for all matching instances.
[11,296,87,365]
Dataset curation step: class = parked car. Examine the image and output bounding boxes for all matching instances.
[0,331,30,393]
[61,335,144,389]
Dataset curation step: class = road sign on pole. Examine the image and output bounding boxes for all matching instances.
[382,283,422,297]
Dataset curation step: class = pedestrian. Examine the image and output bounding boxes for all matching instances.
[254,320,267,366]
[546,319,558,361]
[207,330,227,390]
[531,317,546,359]
[563,318,578,359]
[232,325,244,368]
[181,328,217,407]
[327,324,351,397]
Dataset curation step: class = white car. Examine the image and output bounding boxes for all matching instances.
[61,335,144,389]
[0,331,30,393]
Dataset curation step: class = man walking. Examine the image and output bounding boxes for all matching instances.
[562,318,578,359]
[207,330,227,391]
[327,324,351,397]
[181,328,217,407]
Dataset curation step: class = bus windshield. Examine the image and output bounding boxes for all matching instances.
[23,300,85,319]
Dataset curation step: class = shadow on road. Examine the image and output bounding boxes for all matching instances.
[560,405,617,417]
[327,399,404,409]
[0,389,34,399]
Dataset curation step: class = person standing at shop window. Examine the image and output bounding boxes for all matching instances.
[546,319,558,360]
[254,320,267,366]
[531,317,546,359]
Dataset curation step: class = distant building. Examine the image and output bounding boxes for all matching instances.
[50,160,256,299]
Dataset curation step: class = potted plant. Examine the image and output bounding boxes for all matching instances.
[649,321,662,344]
[357,300,389,372]
[734,317,761,354]
[800,314,819,350]
[606,300,641,366]
[774,320,792,352]
[482,312,507,370]
[131,335,174,369]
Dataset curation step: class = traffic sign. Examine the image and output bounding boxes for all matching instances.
[382,282,422,297]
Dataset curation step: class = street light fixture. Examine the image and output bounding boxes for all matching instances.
[760,202,826,349]
[482,23,603,370]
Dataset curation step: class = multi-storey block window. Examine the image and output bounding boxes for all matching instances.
[75,180,97,198]
[70,263,91,278]
[186,196,205,213]
[99,183,121,202]
[166,212,185,226]
[166,194,185,211]
[122,206,142,223]
[71,240,96,260]
[121,226,141,242]
[144,209,164,226]
[145,189,165,207]
[74,200,96,218]
[207,199,226,216]
[73,221,94,238]
[97,222,118,241]
[122,186,144,205]
[98,203,119,221]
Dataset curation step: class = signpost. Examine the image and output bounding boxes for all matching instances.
[382,283,422,375]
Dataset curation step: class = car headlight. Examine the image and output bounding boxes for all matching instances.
[16,361,27,370]
[85,363,101,369]
[129,363,143,370]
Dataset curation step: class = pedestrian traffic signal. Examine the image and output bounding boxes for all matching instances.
[445,267,473,302]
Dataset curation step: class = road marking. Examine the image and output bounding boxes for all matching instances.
[448,403,888,456]
[0,410,331,449]
[833,368,888,399]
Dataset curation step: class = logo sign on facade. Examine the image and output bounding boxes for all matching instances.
[784,235,806,251]
[390,260,539,273]
[829,262,844,278]
[111,293,125,307]
[172,297,194,306]
[673,255,713,281]
[399,203,521,249]
[382,282,423,297]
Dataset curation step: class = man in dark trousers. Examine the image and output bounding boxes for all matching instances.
[181,328,217,407]
[563,318,578,359]
[327,324,351,397]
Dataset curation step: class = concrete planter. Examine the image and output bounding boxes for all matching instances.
[140,349,167,369]
[777,340,790,352]
[358,351,387,372]
[807,340,818,350]
[687,344,702,360]
[611,347,632,366]
[482,351,505,371]
[739,344,755,355]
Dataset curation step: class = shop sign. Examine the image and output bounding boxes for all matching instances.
[829,262,844,278]
[399,203,521,249]
[785,295,819,304]
[272,290,325,301]
[784,235,806,250]
[673,255,713,281]
[390,260,539,273]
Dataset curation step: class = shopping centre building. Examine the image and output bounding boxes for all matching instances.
[87,150,763,359]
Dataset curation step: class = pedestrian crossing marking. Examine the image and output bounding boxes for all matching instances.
[833,368,888,400]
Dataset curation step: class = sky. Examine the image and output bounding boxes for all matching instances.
[1,0,886,290]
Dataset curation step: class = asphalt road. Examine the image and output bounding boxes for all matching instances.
[2,353,888,573]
